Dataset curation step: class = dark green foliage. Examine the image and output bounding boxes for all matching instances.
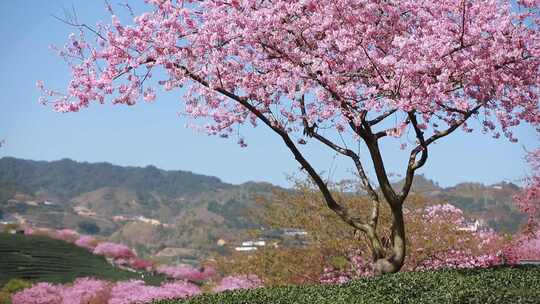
[156,266,540,304]
[77,221,100,235]
[0,233,165,286]
[0,157,233,200]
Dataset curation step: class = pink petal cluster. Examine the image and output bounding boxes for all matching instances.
[129,258,154,271]
[59,278,110,304]
[212,275,263,293]
[415,251,501,271]
[108,280,201,304]
[12,278,201,304]
[319,252,373,284]
[53,229,80,243]
[38,0,540,146]
[74,235,98,250]
[93,242,136,260]
[504,228,540,264]
[11,283,63,304]
[514,148,540,232]
[156,265,216,282]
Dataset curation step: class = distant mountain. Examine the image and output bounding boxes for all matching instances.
[436,181,524,232]
[0,157,527,261]
[0,157,275,259]
[0,157,232,200]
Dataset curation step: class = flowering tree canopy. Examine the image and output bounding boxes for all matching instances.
[515,148,540,232]
[40,0,540,274]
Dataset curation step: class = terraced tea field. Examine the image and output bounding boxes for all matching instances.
[0,233,165,286]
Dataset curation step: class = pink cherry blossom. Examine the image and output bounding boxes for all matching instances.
[11,283,63,304]
[93,242,136,260]
[156,264,216,282]
[39,0,540,143]
[212,275,263,293]
[74,235,98,250]
[109,280,201,304]
[514,148,540,232]
[40,0,540,274]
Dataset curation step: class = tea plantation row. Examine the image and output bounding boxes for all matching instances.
[157,266,540,304]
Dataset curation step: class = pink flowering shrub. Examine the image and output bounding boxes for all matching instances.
[108,280,201,304]
[53,229,80,243]
[12,278,200,304]
[502,149,540,264]
[406,203,504,271]
[319,252,373,284]
[11,283,63,304]
[23,227,34,235]
[212,275,262,293]
[129,258,154,271]
[61,277,111,304]
[514,149,540,232]
[504,228,540,264]
[156,265,216,282]
[93,242,136,260]
[75,235,99,250]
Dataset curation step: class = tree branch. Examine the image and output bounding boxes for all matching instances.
[298,98,381,228]
[171,61,373,232]
[368,109,397,126]
[399,112,428,201]
[399,104,483,201]
[424,103,483,146]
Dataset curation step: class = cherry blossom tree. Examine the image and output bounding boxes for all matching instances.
[40,0,540,274]
[514,148,540,233]
[504,148,540,263]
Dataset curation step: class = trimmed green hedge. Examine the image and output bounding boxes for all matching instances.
[0,233,165,286]
[157,266,540,304]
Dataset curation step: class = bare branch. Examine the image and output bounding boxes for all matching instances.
[399,103,483,201]
[424,103,483,146]
[399,112,428,201]
[51,14,108,42]
[368,109,397,126]
[166,61,374,232]
[298,94,317,137]
[304,125,381,228]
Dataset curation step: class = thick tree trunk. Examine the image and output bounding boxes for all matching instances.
[372,205,406,275]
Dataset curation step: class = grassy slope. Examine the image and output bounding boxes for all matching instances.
[0,233,165,286]
[157,266,540,304]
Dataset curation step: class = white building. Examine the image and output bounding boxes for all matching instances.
[235,246,258,252]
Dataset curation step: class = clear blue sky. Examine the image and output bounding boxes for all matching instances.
[0,1,538,188]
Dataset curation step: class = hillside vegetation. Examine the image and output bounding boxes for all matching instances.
[0,157,527,261]
[157,266,540,304]
[0,233,165,286]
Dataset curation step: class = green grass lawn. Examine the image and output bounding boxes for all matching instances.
[0,233,165,286]
[157,266,540,304]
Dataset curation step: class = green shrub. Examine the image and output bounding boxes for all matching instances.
[0,278,32,304]
[1,279,32,294]
[156,266,540,304]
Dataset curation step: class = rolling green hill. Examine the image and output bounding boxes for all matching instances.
[0,157,527,263]
[0,233,165,286]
